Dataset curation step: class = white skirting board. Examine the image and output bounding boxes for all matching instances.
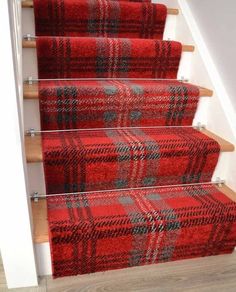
[1,0,38,288]
[35,243,52,276]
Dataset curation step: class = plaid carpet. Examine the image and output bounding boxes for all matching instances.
[36,37,182,79]
[34,0,167,39]
[32,0,236,278]
[47,184,236,277]
[39,80,200,130]
[42,127,220,194]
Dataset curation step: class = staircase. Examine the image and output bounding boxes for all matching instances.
[21,0,236,278]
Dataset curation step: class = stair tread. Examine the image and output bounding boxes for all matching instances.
[21,0,179,15]
[33,127,222,194]
[33,0,167,40]
[25,80,203,130]
[31,38,184,79]
[22,39,195,52]
[23,82,213,99]
[25,128,234,164]
[32,184,236,244]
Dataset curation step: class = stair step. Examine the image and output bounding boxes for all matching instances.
[24,79,212,130]
[33,183,236,277]
[23,38,191,80]
[32,1,168,39]
[23,82,213,100]
[25,128,234,164]
[31,183,236,244]
[21,0,179,15]
[37,127,223,194]
[22,40,194,52]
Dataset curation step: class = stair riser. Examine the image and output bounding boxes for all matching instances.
[34,242,236,277]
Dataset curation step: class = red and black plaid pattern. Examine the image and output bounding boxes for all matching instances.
[42,127,220,194]
[39,80,200,130]
[47,184,236,277]
[34,0,167,39]
[36,37,182,79]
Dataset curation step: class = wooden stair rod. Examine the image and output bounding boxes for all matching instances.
[25,129,235,163]
[21,0,179,15]
[22,39,195,52]
[23,83,214,99]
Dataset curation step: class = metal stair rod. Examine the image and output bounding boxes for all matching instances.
[30,180,226,201]
[26,124,206,136]
[24,77,190,83]
[22,36,195,52]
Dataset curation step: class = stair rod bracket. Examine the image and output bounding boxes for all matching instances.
[214,177,226,188]
[27,128,36,137]
[194,122,206,131]
[30,192,46,202]
[26,76,34,85]
[23,34,36,41]
[180,76,189,83]
[32,192,39,202]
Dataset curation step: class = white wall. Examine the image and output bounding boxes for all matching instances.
[0,0,38,288]
[188,0,236,112]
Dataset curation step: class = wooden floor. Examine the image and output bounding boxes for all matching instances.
[1,253,236,291]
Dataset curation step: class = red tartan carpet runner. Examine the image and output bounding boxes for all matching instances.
[34,0,167,39]
[47,184,236,277]
[39,80,200,130]
[42,127,220,194]
[36,37,182,79]
[31,0,236,279]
